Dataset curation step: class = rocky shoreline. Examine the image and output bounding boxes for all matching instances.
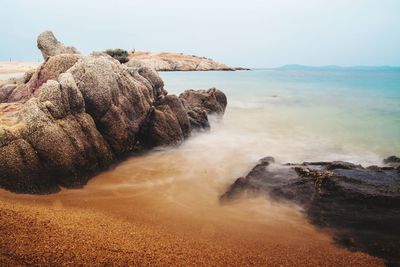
[0,31,227,194]
[126,51,249,71]
[221,156,400,266]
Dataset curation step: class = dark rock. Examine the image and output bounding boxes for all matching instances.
[384,156,400,168]
[221,157,400,265]
[302,161,362,170]
[259,156,275,165]
[139,105,184,148]
[366,165,382,171]
[158,95,191,138]
[220,177,258,200]
[179,98,210,130]
[179,88,227,115]
[188,107,210,129]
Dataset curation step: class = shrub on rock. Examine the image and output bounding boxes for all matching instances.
[104,49,129,63]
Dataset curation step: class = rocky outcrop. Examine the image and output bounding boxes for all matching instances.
[158,95,191,138]
[0,32,227,194]
[37,31,79,59]
[221,157,400,265]
[179,88,227,115]
[384,155,400,169]
[139,105,184,148]
[126,51,245,71]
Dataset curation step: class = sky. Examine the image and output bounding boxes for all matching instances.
[1,0,399,68]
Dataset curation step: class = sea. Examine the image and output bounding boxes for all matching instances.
[160,68,400,166]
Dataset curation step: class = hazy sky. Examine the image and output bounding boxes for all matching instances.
[1,0,399,67]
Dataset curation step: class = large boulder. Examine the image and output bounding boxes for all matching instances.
[158,95,191,137]
[139,105,184,147]
[0,31,227,194]
[384,155,400,169]
[221,157,400,266]
[179,88,227,115]
[37,31,79,59]
[67,55,157,155]
[0,72,114,193]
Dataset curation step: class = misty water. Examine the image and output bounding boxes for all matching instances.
[75,68,400,223]
[161,69,400,165]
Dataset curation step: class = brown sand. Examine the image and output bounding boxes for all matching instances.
[0,61,40,74]
[0,146,384,266]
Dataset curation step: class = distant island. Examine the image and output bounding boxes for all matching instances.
[126,51,249,71]
[0,51,249,81]
[276,64,400,71]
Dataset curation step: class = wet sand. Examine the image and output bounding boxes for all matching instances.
[0,144,384,266]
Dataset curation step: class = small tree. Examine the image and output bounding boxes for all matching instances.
[104,48,129,63]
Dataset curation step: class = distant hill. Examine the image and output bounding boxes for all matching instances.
[277,64,400,71]
[126,51,250,71]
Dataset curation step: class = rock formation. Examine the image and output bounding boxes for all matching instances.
[126,51,247,71]
[383,155,400,169]
[221,156,400,266]
[179,88,227,115]
[37,31,80,59]
[0,31,227,194]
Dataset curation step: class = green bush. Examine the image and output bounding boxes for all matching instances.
[104,48,129,63]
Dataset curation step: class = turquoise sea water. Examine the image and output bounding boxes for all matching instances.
[160,69,400,165]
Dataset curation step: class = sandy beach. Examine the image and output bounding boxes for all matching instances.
[0,61,39,74]
[0,148,384,266]
[0,61,39,84]
[0,195,383,266]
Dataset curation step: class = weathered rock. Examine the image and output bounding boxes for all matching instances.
[68,55,159,155]
[179,88,227,115]
[137,67,166,99]
[180,98,210,130]
[0,138,58,193]
[136,86,225,147]
[0,71,116,193]
[139,105,184,148]
[37,31,79,59]
[0,84,17,103]
[0,31,227,194]
[5,54,81,103]
[158,95,191,137]
[221,157,400,265]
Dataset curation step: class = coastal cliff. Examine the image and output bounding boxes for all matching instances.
[0,31,227,194]
[126,51,246,71]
